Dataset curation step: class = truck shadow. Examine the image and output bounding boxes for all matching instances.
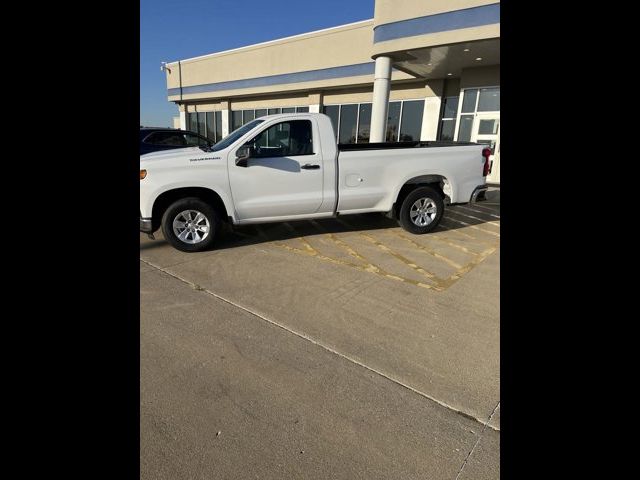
[140,202,500,252]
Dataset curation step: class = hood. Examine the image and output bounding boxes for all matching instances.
[140,146,211,168]
[140,146,202,161]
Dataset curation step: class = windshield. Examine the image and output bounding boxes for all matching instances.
[210,119,264,152]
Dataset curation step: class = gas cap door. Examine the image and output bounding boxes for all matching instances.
[345,174,364,187]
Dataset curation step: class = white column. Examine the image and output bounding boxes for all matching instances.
[420,80,444,141]
[179,111,187,130]
[370,56,392,142]
[421,96,442,141]
[308,92,323,113]
[220,101,231,138]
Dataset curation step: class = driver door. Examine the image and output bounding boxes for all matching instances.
[228,119,324,221]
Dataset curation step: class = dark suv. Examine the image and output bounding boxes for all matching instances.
[140,127,212,155]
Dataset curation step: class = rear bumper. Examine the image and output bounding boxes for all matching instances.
[140,217,154,233]
[470,185,489,203]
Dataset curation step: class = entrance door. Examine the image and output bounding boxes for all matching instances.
[471,113,500,183]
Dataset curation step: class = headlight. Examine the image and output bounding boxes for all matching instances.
[140,169,147,180]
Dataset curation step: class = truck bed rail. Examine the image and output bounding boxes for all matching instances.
[338,141,478,152]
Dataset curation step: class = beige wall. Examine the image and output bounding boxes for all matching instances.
[172,116,181,129]
[231,94,311,110]
[374,0,497,27]
[323,80,442,105]
[166,20,374,92]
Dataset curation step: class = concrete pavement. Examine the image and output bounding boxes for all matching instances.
[141,201,500,479]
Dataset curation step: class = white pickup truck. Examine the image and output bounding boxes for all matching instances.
[140,113,490,252]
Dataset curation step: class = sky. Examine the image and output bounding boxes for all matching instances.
[140,0,374,127]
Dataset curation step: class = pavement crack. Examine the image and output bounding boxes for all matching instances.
[455,400,500,480]
[140,257,499,433]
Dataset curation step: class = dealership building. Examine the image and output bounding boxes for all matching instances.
[165,0,500,183]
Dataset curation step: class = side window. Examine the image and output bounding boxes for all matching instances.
[248,120,313,157]
[184,133,209,146]
[145,132,187,146]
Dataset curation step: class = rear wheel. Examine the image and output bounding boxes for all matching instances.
[161,197,220,252]
[397,186,444,234]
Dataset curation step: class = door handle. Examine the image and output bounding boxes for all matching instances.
[301,164,320,170]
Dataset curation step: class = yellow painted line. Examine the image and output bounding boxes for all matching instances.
[443,215,501,238]
[275,241,442,291]
[285,222,379,273]
[429,234,482,256]
[436,221,497,247]
[359,232,441,282]
[281,220,444,291]
[467,203,501,214]
[448,209,501,227]
[392,231,463,270]
[267,219,498,293]
[438,246,498,289]
[457,205,501,219]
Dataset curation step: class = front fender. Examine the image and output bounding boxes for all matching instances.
[140,180,236,223]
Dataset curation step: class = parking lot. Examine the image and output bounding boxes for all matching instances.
[140,193,500,479]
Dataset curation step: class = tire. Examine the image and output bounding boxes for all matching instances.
[397,186,444,234]
[161,197,220,252]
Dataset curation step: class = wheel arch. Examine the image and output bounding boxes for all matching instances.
[391,174,450,219]
[151,187,230,232]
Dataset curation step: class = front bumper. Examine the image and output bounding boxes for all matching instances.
[470,185,489,203]
[140,217,153,233]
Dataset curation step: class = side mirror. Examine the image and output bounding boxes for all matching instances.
[235,145,253,167]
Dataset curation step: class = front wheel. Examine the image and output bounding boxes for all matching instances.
[397,186,444,234]
[161,197,220,252]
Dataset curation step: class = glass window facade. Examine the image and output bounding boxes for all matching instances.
[338,104,358,144]
[197,112,206,137]
[453,86,500,141]
[214,112,222,141]
[206,112,214,141]
[188,114,198,134]
[439,96,459,141]
[323,100,423,144]
[440,120,456,141]
[399,100,424,142]
[243,110,255,123]
[186,111,224,143]
[230,106,311,129]
[385,102,401,142]
[324,105,339,141]
[458,115,474,142]
[477,87,500,111]
[231,111,243,131]
[357,103,372,143]
[461,89,478,113]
